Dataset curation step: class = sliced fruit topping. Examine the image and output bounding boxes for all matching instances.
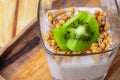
[53,28,69,50]
[53,11,99,52]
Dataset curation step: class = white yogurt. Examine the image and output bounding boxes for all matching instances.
[40,7,113,80]
[46,54,112,80]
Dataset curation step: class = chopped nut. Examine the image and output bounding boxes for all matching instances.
[51,40,56,46]
[99,27,104,32]
[92,49,98,52]
[107,33,111,37]
[67,51,72,54]
[48,31,53,36]
[54,45,59,50]
[60,51,66,54]
[99,16,105,21]
[49,26,54,30]
[68,8,74,15]
[94,10,100,17]
[68,8,74,12]
[96,47,102,52]
[101,21,105,25]
[105,44,110,50]
[48,16,53,22]
[54,11,59,17]
[91,47,98,52]
[98,38,103,43]
[56,48,61,52]
[77,51,82,54]
[55,23,61,28]
[100,10,106,16]
[99,34,104,39]
[64,51,68,54]
[54,49,57,53]
[61,14,66,17]
[52,9,66,18]
[48,40,52,46]
[50,36,54,40]
[47,10,52,16]
[108,38,112,42]
[61,16,68,21]
[86,51,92,54]
[91,46,102,52]
[99,42,105,50]
[91,43,99,47]
[59,20,65,25]
[53,21,57,25]
[60,14,67,20]
[104,23,110,30]
[67,15,71,19]
[46,33,50,40]
[71,13,74,16]
[94,10,106,26]
[59,8,66,15]
[106,36,111,42]
[103,32,107,37]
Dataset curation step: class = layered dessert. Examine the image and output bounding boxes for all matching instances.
[40,7,112,80]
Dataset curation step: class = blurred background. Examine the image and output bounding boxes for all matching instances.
[0,0,39,53]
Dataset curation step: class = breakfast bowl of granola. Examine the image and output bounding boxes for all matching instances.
[38,0,120,80]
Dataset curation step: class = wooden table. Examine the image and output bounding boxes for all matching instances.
[0,0,120,80]
[0,18,120,80]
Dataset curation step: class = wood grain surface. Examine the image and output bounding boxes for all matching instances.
[0,0,39,50]
[0,0,17,47]
[0,19,52,80]
[16,0,39,35]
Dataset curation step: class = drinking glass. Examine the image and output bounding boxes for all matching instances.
[38,0,120,80]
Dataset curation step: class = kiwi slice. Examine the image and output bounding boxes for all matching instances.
[61,11,86,29]
[53,11,99,51]
[52,11,86,50]
[53,28,69,50]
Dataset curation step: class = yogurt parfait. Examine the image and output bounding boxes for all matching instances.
[38,0,120,80]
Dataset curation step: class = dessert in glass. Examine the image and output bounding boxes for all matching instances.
[38,0,120,80]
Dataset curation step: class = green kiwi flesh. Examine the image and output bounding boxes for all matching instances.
[53,28,69,50]
[53,11,99,52]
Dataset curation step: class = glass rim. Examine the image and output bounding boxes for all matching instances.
[37,0,120,56]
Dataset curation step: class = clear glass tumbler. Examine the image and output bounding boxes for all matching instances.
[38,0,120,80]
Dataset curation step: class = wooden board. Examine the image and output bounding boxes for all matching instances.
[0,0,39,51]
[16,0,39,35]
[0,0,17,47]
